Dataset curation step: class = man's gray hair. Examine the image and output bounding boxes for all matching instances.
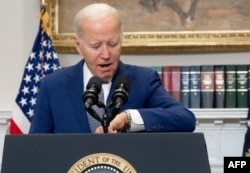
[73,3,123,39]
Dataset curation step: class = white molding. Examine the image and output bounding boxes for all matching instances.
[192,108,248,125]
[0,111,11,125]
[0,111,11,172]
[191,108,248,119]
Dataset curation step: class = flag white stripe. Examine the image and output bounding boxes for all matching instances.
[12,104,31,133]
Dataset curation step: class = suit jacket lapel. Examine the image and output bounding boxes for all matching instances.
[66,60,91,132]
[107,61,130,107]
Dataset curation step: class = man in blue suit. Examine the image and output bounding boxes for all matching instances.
[29,3,196,134]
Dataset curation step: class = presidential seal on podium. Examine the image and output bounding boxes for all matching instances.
[68,153,137,173]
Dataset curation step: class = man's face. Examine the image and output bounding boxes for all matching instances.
[76,15,122,82]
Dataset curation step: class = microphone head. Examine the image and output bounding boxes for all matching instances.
[112,76,130,108]
[115,76,130,92]
[87,76,102,93]
[82,76,102,107]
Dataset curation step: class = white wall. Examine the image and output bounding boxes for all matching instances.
[0,0,39,111]
[0,1,249,172]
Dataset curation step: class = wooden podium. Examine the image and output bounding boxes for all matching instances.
[1,133,211,173]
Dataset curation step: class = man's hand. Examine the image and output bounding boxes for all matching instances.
[95,111,129,133]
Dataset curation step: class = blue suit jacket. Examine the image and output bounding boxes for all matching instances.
[29,60,196,133]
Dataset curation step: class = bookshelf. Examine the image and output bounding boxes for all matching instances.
[193,108,248,173]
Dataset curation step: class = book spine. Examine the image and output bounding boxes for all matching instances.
[171,66,181,102]
[162,66,172,95]
[236,65,248,108]
[201,65,215,108]
[181,66,190,108]
[225,65,237,108]
[190,66,201,108]
[214,65,225,108]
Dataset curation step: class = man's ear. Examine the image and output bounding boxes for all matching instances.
[74,37,82,56]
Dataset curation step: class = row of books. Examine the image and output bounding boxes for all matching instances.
[149,64,250,108]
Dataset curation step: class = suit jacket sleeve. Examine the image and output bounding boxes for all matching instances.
[121,65,196,132]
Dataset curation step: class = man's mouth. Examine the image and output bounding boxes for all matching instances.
[100,64,111,68]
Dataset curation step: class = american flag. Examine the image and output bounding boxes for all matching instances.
[10,5,61,134]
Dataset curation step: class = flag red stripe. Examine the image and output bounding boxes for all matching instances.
[10,119,23,134]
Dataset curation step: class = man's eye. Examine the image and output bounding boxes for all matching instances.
[109,42,118,47]
[90,44,100,49]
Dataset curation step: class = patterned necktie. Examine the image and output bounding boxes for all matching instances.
[87,88,105,133]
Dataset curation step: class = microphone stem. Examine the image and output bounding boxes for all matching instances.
[110,107,120,121]
[102,109,110,133]
[85,107,102,123]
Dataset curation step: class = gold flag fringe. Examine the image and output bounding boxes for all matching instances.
[37,6,53,39]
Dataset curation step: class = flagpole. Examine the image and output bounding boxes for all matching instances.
[41,0,46,5]
[41,0,46,15]
[40,0,46,15]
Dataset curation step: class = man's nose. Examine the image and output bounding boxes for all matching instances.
[101,45,110,58]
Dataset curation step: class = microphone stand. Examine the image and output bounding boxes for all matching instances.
[85,106,103,123]
[85,102,111,133]
[102,108,110,133]
[97,102,110,133]
[85,101,123,133]
[108,103,121,123]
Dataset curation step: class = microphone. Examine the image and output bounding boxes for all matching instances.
[112,76,130,109]
[82,76,102,109]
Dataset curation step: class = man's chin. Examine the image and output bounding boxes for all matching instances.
[98,74,113,82]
